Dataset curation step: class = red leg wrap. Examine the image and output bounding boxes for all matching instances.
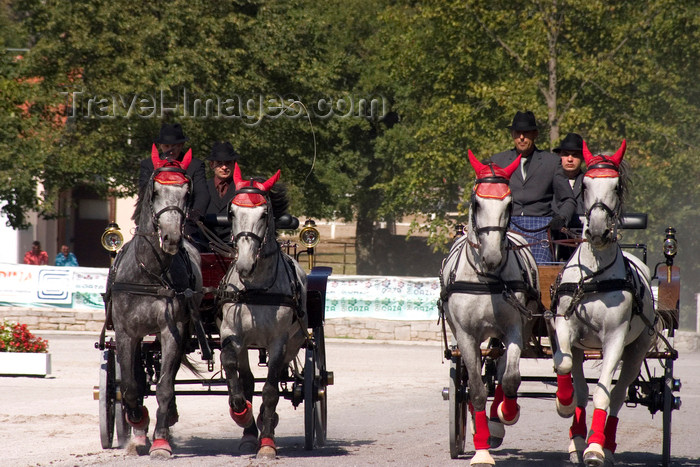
[603,415,619,453]
[587,408,607,446]
[126,406,150,431]
[472,410,491,450]
[569,406,587,439]
[149,438,172,454]
[230,400,253,428]
[490,384,504,419]
[500,396,519,422]
[556,373,574,406]
[260,437,276,450]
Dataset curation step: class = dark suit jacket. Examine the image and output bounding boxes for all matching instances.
[205,178,236,241]
[555,171,585,228]
[490,147,576,223]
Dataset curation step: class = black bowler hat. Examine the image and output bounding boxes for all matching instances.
[507,110,539,132]
[553,133,584,153]
[207,141,239,162]
[154,123,189,144]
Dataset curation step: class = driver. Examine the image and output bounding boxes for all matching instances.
[138,123,210,238]
[204,141,240,242]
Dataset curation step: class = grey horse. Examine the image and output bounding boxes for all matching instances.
[440,151,540,466]
[218,163,308,459]
[105,146,202,458]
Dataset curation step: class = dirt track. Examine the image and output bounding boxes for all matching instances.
[1,332,698,466]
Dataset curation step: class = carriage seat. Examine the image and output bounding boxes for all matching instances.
[618,213,647,230]
[201,213,300,231]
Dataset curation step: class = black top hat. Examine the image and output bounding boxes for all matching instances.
[553,133,583,153]
[154,123,189,144]
[207,141,240,162]
[507,110,539,132]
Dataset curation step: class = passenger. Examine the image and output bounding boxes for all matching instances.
[489,110,576,264]
[553,132,585,261]
[205,141,240,242]
[55,244,79,267]
[23,240,49,265]
[138,123,210,237]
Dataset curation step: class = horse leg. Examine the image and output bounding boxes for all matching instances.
[116,334,150,454]
[553,314,577,417]
[149,326,185,458]
[497,333,522,426]
[221,339,254,432]
[583,331,627,467]
[567,347,588,464]
[458,334,494,466]
[239,350,260,453]
[256,342,286,460]
[603,332,653,466]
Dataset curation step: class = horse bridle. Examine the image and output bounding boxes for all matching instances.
[230,185,276,264]
[150,166,191,234]
[583,161,622,225]
[469,165,513,243]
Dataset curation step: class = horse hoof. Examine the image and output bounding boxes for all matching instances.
[488,417,505,449]
[568,436,586,464]
[239,434,259,454]
[497,401,520,425]
[149,438,172,459]
[583,443,605,467]
[603,448,615,466]
[470,448,495,466]
[230,400,254,428]
[125,433,149,456]
[256,438,277,460]
[556,397,577,418]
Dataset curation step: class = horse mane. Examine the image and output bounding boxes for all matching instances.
[132,177,154,225]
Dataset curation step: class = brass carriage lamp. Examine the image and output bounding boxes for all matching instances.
[101,222,124,262]
[299,219,320,269]
[663,227,677,266]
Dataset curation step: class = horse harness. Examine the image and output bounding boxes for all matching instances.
[550,244,654,335]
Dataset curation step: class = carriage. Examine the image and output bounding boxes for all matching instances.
[94,159,332,458]
[440,144,682,466]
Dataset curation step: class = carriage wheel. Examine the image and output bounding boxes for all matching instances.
[448,353,467,459]
[304,326,328,450]
[661,356,676,467]
[114,358,131,448]
[99,349,117,449]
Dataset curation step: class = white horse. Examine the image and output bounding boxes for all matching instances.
[218,164,308,459]
[440,151,540,466]
[552,140,656,466]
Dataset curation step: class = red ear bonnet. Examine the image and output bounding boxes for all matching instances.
[468,150,520,199]
[231,164,282,207]
[583,139,625,178]
[151,144,190,185]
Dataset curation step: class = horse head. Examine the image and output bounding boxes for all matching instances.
[581,140,625,249]
[229,163,281,278]
[467,150,520,271]
[150,144,192,255]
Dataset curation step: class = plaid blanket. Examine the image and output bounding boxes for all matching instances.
[509,216,555,264]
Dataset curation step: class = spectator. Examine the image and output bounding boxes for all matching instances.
[24,241,49,265]
[138,123,210,237]
[55,244,79,267]
[489,110,576,263]
[205,141,240,242]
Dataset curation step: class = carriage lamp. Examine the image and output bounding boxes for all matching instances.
[299,219,320,248]
[662,227,677,266]
[454,223,465,238]
[101,222,124,253]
